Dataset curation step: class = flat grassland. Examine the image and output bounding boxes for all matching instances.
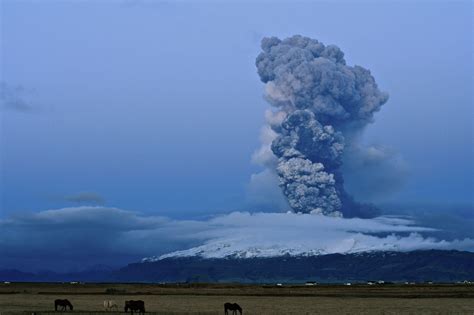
[1,282,473,315]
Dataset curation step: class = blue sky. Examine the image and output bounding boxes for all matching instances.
[0,0,473,270]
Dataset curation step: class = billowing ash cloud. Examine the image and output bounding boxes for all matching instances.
[255,35,389,217]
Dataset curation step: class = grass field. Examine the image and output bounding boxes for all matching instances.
[1,282,473,315]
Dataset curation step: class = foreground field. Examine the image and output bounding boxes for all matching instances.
[1,283,473,315]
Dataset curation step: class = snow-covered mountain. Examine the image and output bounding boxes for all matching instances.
[142,238,403,262]
[144,243,328,261]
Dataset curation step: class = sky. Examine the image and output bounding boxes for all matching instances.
[0,0,473,271]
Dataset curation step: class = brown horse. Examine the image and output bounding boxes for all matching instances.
[54,299,73,311]
[224,302,242,315]
[124,300,145,315]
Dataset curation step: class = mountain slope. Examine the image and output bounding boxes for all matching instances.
[117,250,474,283]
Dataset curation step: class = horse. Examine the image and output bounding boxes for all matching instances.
[124,300,145,315]
[224,302,242,315]
[104,300,118,311]
[54,299,73,311]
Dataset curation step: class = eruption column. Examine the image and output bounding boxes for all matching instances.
[256,35,388,217]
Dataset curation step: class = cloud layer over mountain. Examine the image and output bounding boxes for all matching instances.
[1,206,473,271]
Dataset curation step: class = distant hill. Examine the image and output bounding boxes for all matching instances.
[0,269,36,282]
[1,250,473,283]
[0,267,113,283]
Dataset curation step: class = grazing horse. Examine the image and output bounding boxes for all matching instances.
[104,300,118,311]
[224,303,242,315]
[54,299,73,311]
[124,300,145,315]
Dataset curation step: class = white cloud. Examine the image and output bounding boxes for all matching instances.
[0,82,33,112]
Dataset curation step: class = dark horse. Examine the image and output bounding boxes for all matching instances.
[124,300,145,315]
[224,302,242,315]
[54,299,73,311]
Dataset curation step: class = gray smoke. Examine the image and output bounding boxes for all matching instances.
[255,35,388,218]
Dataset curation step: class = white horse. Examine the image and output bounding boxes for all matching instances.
[104,300,118,311]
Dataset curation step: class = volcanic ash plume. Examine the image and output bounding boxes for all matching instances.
[255,35,389,218]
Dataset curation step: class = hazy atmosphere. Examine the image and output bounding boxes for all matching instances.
[1,0,473,272]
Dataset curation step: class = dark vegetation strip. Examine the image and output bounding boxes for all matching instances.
[1,312,219,315]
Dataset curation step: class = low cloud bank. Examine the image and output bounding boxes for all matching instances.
[1,207,473,271]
